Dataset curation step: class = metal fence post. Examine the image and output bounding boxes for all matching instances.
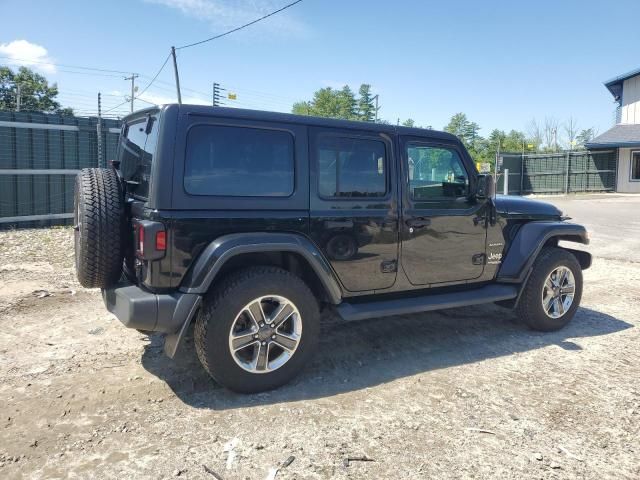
[564,152,570,194]
[503,169,509,195]
[520,154,525,195]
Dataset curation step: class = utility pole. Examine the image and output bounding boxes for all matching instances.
[97,92,103,167]
[212,82,221,107]
[124,74,139,113]
[171,46,182,104]
[16,84,21,112]
[372,94,379,122]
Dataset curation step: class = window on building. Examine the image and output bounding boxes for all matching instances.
[184,125,294,196]
[317,136,387,198]
[407,144,469,200]
[632,151,640,181]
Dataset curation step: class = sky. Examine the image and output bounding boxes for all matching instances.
[1,0,639,140]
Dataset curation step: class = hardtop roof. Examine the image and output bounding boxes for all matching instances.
[124,104,459,142]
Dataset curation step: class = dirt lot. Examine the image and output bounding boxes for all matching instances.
[1,195,639,480]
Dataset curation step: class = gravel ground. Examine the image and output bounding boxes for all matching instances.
[0,195,639,480]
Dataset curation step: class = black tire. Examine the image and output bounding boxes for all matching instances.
[516,247,583,332]
[74,168,125,289]
[194,266,320,393]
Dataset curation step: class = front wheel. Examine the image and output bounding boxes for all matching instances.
[194,266,320,393]
[516,247,583,331]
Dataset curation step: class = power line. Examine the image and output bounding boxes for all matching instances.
[135,53,172,98]
[0,55,137,75]
[176,0,304,50]
[103,99,130,114]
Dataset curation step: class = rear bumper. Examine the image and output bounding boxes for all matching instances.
[102,283,200,334]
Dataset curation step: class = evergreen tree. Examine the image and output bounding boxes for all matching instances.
[336,85,357,120]
[357,84,375,122]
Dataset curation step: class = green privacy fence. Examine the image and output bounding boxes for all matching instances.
[0,110,121,227]
[496,150,617,195]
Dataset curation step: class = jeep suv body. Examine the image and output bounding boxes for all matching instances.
[74,104,590,393]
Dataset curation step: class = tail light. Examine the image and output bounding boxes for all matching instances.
[136,221,166,260]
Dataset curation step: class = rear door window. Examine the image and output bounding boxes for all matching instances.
[317,136,387,198]
[184,125,295,197]
[119,115,159,199]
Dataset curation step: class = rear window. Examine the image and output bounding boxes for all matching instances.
[118,114,159,199]
[184,125,294,197]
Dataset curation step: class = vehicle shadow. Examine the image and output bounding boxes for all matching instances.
[140,304,631,410]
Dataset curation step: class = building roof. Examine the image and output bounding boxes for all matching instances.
[586,124,640,148]
[604,67,640,100]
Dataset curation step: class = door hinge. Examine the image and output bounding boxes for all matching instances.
[472,253,486,265]
[380,260,397,273]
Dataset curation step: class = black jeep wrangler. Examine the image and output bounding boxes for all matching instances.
[74,104,591,393]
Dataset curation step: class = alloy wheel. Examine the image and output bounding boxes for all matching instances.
[541,266,576,319]
[228,295,302,374]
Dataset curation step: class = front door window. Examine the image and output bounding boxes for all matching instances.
[407,144,469,201]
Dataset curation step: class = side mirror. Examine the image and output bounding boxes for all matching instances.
[476,174,495,199]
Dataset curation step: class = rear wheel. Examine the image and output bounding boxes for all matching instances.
[194,266,320,393]
[74,168,125,289]
[516,247,582,331]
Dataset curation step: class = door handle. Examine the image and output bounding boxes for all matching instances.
[406,218,431,228]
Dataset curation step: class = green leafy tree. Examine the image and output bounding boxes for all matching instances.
[292,83,375,122]
[402,118,416,128]
[0,66,72,114]
[503,130,527,152]
[292,101,312,116]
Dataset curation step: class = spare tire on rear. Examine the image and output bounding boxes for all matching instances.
[74,168,125,289]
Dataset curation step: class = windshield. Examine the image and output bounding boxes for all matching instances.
[118,113,160,199]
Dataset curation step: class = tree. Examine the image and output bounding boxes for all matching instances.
[337,85,357,120]
[503,130,527,152]
[357,84,375,122]
[402,118,416,127]
[576,128,597,149]
[292,101,311,116]
[564,116,579,150]
[543,117,560,152]
[0,66,72,114]
[444,113,480,148]
[291,83,375,122]
[526,119,543,151]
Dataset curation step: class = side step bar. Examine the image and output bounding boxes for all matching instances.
[336,284,518,322]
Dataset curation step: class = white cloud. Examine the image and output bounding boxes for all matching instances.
[0,40,56,73]
[144,0,308,38]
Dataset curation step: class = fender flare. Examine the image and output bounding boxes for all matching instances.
[179,232,343,304]
[497,222,590,283]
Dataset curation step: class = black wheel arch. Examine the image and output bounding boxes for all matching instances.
[497,221,590,284]
[179,232,343,305]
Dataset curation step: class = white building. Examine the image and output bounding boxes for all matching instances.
[587,67,640,193]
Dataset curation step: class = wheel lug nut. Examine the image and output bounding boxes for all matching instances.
[271,334,276,339]
[260,322,265,327]
[253,334,258,339]
[261,341,267,346]
[270,323,275,328]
